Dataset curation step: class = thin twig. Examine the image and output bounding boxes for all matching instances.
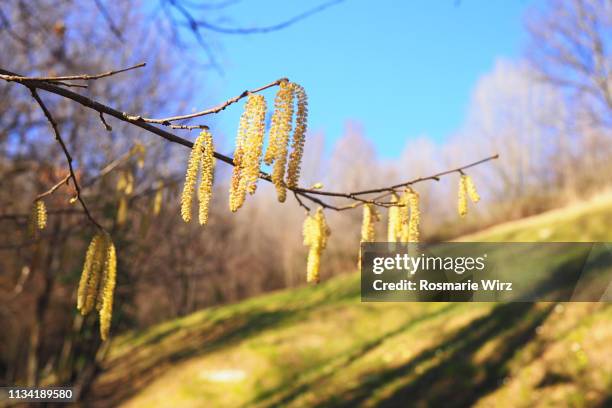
[171,0,345,35]
[29,89,104,230]
[293,191,311,212]
[130,77,287,124]
[35,173,71,201]
[0,62,145,82]
[93,0,125,42]
[99,112,112,131]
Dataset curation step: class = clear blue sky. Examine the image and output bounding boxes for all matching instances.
[198,0,536,158]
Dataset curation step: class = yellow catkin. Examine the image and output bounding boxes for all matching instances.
[125,172,134,195]
[387,193,401,242]
[29,200,47,235]
[229,99,249,212]
[116,172,127,192]
[99,234,117,341]
[131,142,146,169]
[229,168,245,213]
[264,81,294,164]
[303,207,330,283]
[398,193,410,242]
[77,232,117,340]
[116,170,134,227]
[83,235,107,315]
[181,133,205,222]
[35,200,47,229]
[153,185,163,216]
[229,94,266,211]
[116,196,128,227]
[265,81,295,202]
[242,94,266,195]
[117,171,134,195]
[198,129,215,225]
[77,233,106,314]
[407,189,420,243]
[286,83,308,189]
[306,247,321,284]
[359,204,379,268]
[361,204,378,243]
[458,175,468,217]
[464,174,480,203]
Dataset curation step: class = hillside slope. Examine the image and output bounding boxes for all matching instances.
[90,196,612,408]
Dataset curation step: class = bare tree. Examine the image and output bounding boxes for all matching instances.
[526,0,612,128]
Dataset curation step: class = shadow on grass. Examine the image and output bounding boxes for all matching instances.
[316,302,554,408]
[253,304,458,408]
[87,283,359,407]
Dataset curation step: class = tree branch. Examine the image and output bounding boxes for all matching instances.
[129,77,287,124]
[169,0,345,35]
[35,174,71,201]
[29,89,104,230]
[1,66,498,216]
[0,62,145,83]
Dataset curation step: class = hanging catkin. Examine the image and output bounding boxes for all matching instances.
[361,204,378,243]
[29,200,47,235]
[242,94,266,195]
[130,142,146,169]
[116,197,128,226]
[265,81,295,202]
[180,130,216,224]
[387,193,401,242]
[77,232,117,340]
[116,171,134,195]
[286,83,308,189]
[116,170,134,227]
[464,175,480,203]
[359,204,379,268]
[229,98,249,212]
[98,235,116,340]
[303,207,330,283]
[35,200,47,229]
[229,94,266,211]
[398,192,410,242]
[153,184,163,216]
[458,175,468,217]
[407,189,420,242]
[197,129,215,225]
[77,233,106,314]
[181,133,205,222]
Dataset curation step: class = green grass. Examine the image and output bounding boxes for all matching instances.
[90,195,612,408]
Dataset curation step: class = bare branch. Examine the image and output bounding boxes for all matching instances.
[29,88,104,230]
[132,77,287,124]
[0,62,145,83]
[0,66,498,215]
[170,0,345,35]
[93,0,125,42]
[35,174,71,201]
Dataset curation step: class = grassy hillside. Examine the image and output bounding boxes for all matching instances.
[90,196,612,408]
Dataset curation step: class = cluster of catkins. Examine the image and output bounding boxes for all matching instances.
[386,189,421,243]
[458,174,480,216]
[181,129,215,225]
[77,232,117,340]
[302,207,330,283]
[180,80,308,221]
